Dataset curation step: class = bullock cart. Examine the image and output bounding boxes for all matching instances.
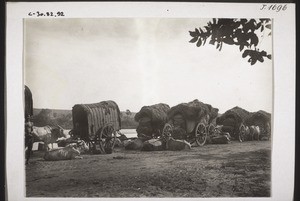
[24,85,34,164]
[134,103,170,140]
[245,110,271,140]
[72,100,122,154]
[25,85,33,119]
[162,99,219,146]
[216,106,251,142]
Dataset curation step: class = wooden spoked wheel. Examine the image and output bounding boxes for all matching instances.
[207,124,215,136]
[195,123,207,146]
[238,124,246,142]
[162,123,173,140]
[99,124,116,154]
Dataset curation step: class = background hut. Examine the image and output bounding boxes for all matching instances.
[72,100,121,141]
[167,99,219,138]
[24,85,33,119]
[216,106,251,139]
[245,110,271,139]
[134,103,170,138]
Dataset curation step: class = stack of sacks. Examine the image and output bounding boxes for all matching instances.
[135,103,170,139]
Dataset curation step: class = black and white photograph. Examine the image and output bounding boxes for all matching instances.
[5,2,295,200]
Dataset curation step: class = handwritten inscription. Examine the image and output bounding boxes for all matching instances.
[28,11,65,17]
[260,4,287,12]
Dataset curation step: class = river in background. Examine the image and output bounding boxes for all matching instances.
[120,129,137,138]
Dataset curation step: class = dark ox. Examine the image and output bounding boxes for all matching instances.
[163,131,191,151]
[165,137,192,151]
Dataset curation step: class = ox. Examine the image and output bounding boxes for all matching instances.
[31,125,65,150]
[166,137,191,151]
[25,125,65,164]
[55,126,75,147]
[162,127,191,151]
[249,125,261,141]
[44,140,89,161]
[164,131,191,151]
[56,125,73,139]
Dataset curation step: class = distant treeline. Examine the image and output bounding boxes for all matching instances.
[120,110,139,129]
[32,108,138,130]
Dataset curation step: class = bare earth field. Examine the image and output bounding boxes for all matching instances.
[26,141,271,197]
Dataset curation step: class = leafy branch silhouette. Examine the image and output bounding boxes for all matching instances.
[189,18,272,65]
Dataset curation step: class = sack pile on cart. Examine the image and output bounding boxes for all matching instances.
[134,103,170,140]
[216,106,251,142]
[166,99,219,143]
[245,110,271,140]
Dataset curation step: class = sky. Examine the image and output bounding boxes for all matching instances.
[24,18,272,114]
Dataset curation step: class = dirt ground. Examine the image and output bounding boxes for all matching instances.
[26,141,271,197]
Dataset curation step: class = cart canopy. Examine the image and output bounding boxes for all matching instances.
[72,100,121,140]
[217,106,250,126]
[245,110,271,136]
[134,103,170,138]
[24,85,33,118]
[216,106,251,138]
[135,103,170,124]
[168,99,219,133]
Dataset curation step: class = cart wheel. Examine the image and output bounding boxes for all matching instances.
[207,124,215,136]
[238,124,246,142]
[195,123,207,146]
[162,123,173,140]
[99,124,116,154]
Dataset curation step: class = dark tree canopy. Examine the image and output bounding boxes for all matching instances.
[189,18,272,65]
[126,109,132,116]
[33,109,73,128]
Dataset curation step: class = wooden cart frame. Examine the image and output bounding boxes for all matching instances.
[162,120,217,146]
[72,101,122,154]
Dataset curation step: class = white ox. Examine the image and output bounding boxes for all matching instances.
[44,140,89,161]
[249,125,261,141]
[56,126,73,146]
[31,125,66,150]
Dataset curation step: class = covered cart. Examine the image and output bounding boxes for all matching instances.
[72,100,121,154]
[24,85,33,119]
[216,106,251,142]
[134,103,170,139]
[24,85,34,164]
[162,99,219,146]
[245,110,271,140]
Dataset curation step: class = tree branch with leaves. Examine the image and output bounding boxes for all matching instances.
[189,18,272,65]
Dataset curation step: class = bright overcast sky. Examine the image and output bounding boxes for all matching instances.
[24,18,272,114]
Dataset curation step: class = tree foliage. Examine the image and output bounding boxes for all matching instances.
[33,109,73,128]
[126,109,132,116]
[121,110,138,129]
[33,109,52,126]
[189,18,272,65]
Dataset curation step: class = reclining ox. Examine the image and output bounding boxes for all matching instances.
[163,131,191,151]
[44,140,89,161]
[166,137,192,151]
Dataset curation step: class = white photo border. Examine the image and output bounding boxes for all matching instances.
[6,2,295,201]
